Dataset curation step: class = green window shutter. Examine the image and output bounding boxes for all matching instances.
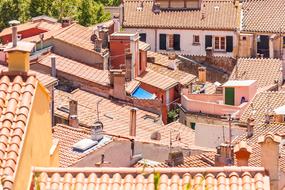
[159,34,166,50]
[205,35,212,49]
[226,36,233,52]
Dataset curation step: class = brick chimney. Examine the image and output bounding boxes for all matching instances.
[234,141,252,166]
[258,133,281,190]
[198,66,206,83]
[215,143,234,166]
[129,108,137,136]
[68,99,79,127]
[110,69,126,100]
[125,52,133,81]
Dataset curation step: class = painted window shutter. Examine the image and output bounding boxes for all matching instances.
[205,35,212,49]
[173,34,181,50]
[139,33,147,42]
[226,36,233,52]
[159,34,166,50]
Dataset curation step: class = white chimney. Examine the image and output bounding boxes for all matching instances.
[129,108,138,136]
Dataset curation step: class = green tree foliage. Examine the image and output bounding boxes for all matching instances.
[0,0,115,30]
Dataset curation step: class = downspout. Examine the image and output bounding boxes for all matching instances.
[155,29,157,52]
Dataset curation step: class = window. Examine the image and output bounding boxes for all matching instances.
[205,35,212,49]
[283,36,285,48]
[173,34,180,50]
[139,33,146,42]
[193,35,200,44]
[159,34,166,50]
[214,36,226,51]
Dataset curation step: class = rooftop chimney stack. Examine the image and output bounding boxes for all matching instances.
[198,66,206,83]
[234,141,252,166]
[129,108,138,137]
[258,133,281,190]
[91,121,104,141]
[51,55,57,77]
[9,20,20,47]
[152,2,161,14]
[68,99,79,127]
[215,143,234,166]
[247,117,254,138]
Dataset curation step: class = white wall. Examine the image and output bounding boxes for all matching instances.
[195,123,246,148]
[125,28,237,57]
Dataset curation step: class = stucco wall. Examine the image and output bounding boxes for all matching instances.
[14,84,58,190]
[48,38,105,69]
[125,28,237,57]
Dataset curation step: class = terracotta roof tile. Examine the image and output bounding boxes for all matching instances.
[37,53,110,86]
[241,0,285,33]
[147,51,197,86]
[30,166,270,190]
[0,74,37,190]
[125,80,140,94]
[136,69,178,90]
[240,91,285,124]
[0,20,61,38]
[54,90,199,152]
[123,0,240,30]
[230,58,282,89]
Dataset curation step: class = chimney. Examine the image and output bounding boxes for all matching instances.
[110,69,126,100]
[98,26,109,49]
[129,108,137,137]
[258,133,281,190]
[198,67,206,83]
[215,143,234,166]
[50,55,56,77]
[61,17,72,27]
[91,121,104,141]
[167,151,184,166]
[247,117,254,138]
[9,20,20,47]
[152,2,161,14]
[234,141,252,166]
[125,52,133,81]
[68,99,79,127]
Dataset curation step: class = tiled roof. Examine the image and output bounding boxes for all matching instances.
[233,123,285,172]
[54,90,199,149]
[240,91,285,124]
[135,152,216,168]
[0,20,61,37]
[0,73,38,189]
[230,58,282,89]
[53,124,113,167]
[31,166,270,190]
[0,64,57,87]
[147,51,197,86]
[37,53,110,86]
[123,0,240,30]
[125,80,140,94]
[241,0,285,33]
[138,41,151,51]
[136,69,178,90]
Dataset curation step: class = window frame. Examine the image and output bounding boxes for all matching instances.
[193,35,200,45]
[214,36,226,51]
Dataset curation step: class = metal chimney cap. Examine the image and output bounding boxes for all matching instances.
[9,20,20,26]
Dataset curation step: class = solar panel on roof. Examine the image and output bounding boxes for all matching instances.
[72,138,98,152]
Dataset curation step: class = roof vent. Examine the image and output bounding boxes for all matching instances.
[214,6,220,12]
[72,138,98,152]
[152,2,161,14]
[167,151,184,166]
[91,121,104,141]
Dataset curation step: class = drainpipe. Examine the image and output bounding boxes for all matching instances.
[155,29,157,52]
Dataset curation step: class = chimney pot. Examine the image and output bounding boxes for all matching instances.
[68,115,79,128]
[247,118,254,138]
[215,143,234,166]
[130,108,138,137]
[198,66,206,83]
[68,99,78,127]
[234,141,252,166]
